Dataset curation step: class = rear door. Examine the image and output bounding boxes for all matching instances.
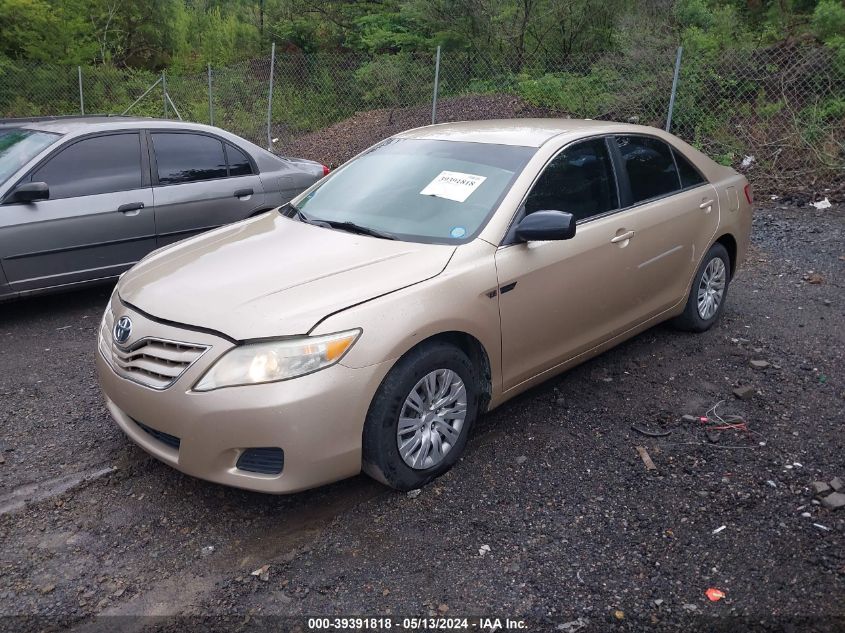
[610,135,720,319]
[0,132,155,292]
[149,131,266,247]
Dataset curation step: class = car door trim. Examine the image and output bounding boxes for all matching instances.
[4,232,158,260]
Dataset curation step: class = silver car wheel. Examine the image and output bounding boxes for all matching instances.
[697,257,726,320]
[397,369,468,470]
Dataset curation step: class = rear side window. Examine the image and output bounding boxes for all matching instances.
[152,133,228,184]
[673,148,706,189]
[615,136,680,203]
[32,133,142,199]
[524,138,618,222]
[226,143,252,176]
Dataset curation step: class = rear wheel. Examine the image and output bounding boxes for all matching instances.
[672,242,731,332]
[362,342,479,491]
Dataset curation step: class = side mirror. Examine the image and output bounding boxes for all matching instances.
[8,182,49,204]
[514,210,576,242]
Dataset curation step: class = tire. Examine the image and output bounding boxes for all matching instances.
[362,342,480,491]
[672,242,731,333]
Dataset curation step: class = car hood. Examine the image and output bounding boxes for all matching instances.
[118,213,456,340]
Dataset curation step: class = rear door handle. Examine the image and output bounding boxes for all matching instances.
[118,202,144,215]
[610,230,635,244]
[699,199,714,210]
[234,188,253,198]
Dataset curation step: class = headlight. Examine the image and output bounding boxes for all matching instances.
[193,329,361,391]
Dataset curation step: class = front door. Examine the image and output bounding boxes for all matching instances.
[0,132,155,292]
[495,137,637,391]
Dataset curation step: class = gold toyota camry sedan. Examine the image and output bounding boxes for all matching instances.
[97,119,752,493]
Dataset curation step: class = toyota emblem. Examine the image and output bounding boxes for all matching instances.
[113,316,132,345]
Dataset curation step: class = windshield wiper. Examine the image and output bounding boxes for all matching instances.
[317,220,397,240]
[281,203,396,240]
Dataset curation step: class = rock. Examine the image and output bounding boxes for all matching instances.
[733,385,755,400]
[558,617,588,633]
[516,456,527,465]
[406,489,421,499]
[750,359,770,369]
[201,545,215,556]
[811,481,831,496]
[40,583,55,594]
[830,477,843,492]
[820,492,845,510]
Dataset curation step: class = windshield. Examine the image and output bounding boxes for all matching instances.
[295,138,536,243]
[0,128,61,189]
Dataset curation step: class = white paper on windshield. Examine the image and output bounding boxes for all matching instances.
[420,171,487,203]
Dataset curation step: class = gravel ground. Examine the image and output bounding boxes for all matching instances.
[0,202,843,633]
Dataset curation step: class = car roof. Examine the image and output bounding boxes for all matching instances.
[0,115,216,136]
[395,118,671,147]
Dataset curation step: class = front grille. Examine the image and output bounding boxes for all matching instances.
[236,448,285,475]
[111,338,208,390]
[134,419,181,450]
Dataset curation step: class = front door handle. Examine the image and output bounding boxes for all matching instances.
[118,202,144,216]
[611,230,635,244]
[699,199,714,211]
[234,188,253,198]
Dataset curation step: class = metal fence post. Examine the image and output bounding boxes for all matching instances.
[162,71,168,118]
[207,63,214,126]
[431,45,442,125]
[666,46,683,132]
[77,66,85,115]
[267,42,276,150]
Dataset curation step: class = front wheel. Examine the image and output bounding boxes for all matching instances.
[362,342,479,491]
[672,242,731,332]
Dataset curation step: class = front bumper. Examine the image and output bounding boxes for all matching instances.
[96,302,391,493]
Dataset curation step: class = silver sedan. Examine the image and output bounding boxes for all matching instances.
[0,116,326,301]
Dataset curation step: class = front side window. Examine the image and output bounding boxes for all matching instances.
[0,129,61,190]
[616,136,680,203]
[524,138,618,222]
[31,133,142,199]
[152,133,228,184]
[295,138,535,244]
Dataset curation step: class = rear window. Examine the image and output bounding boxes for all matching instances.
[152,132,228,184]
[0,128,60,189]
[616,136,680,203]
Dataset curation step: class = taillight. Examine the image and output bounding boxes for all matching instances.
[743,183,753,205]
[322,164,330,177]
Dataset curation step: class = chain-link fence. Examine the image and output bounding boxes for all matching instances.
[1,43,842,191]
